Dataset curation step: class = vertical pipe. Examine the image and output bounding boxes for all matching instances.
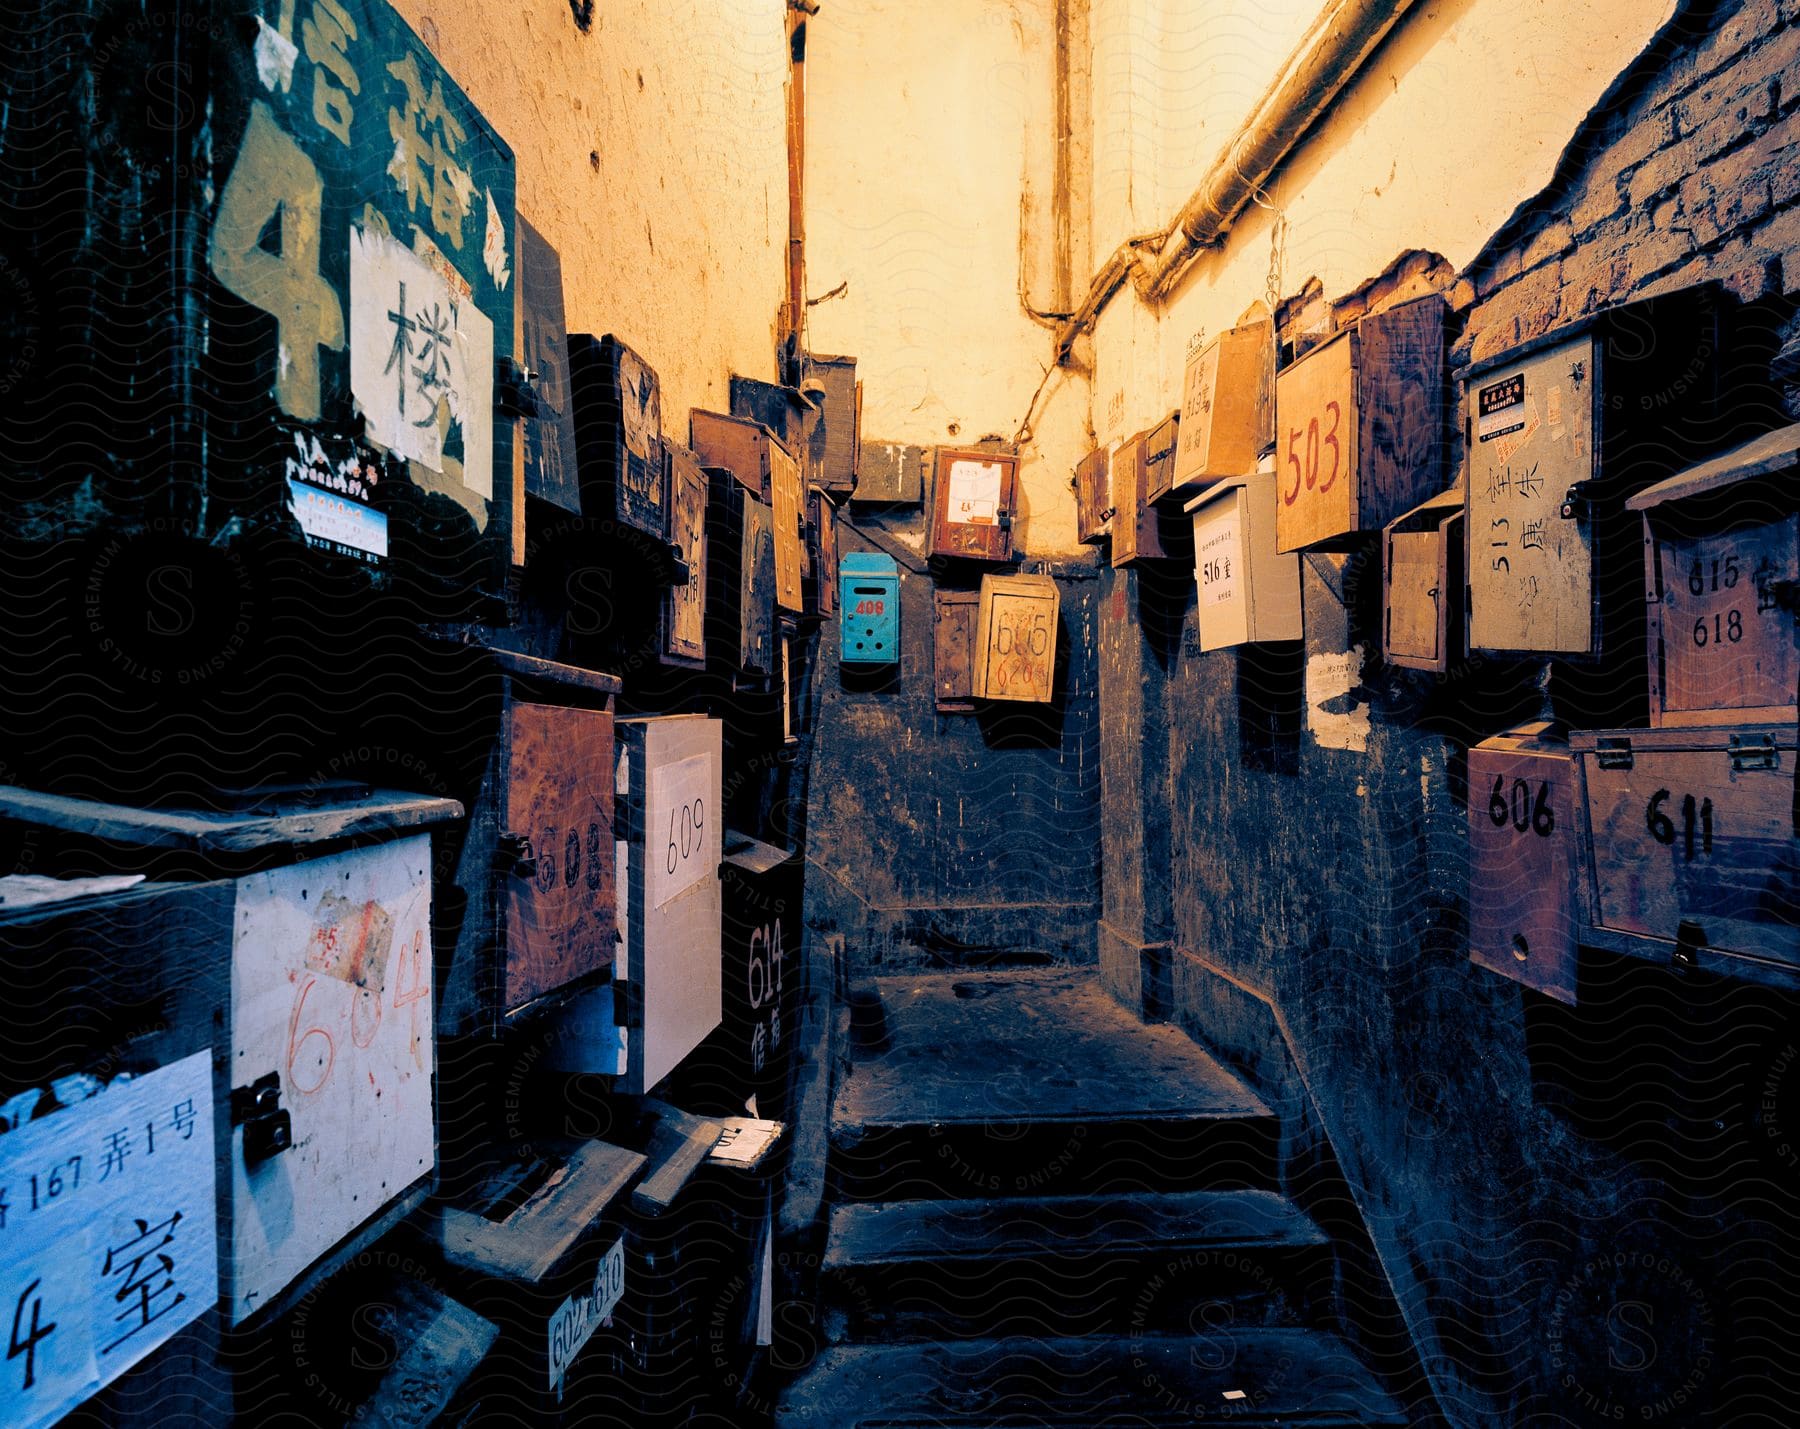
[785,15,807,375]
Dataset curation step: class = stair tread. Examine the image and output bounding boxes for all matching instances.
[825,1188,1329,1269]
[833,970,1271,1133]
[773,1329,1407,1427]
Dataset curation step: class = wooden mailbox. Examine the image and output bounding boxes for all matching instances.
[1382,487,1467,672]
[1274,294,1447,553]
[1467,723,1583,1004]
[570,334,667,542]
[1571,724,1798,987]
[615,716,725,1094]
[661,441,709,669]
[973,573,1059,703]
[1184,470,1302,651]
[1112,420,1186,567]
[930,448,1019,562]
[808,354,861,496]
[1169,316,1275,497]
[1073,446,1112,545]
[806,486,840,620]
[439,647,622,1037]
[1465,287,1729,656]
[1626,423,1799,728]
[691,409,777,501]
[933,587,981,711]
[692,411,803,614]
[706,465,777,682]
[517,217,583,515]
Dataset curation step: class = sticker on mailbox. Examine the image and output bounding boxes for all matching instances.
[1477,373,1526,442]
[947,460,1002,525]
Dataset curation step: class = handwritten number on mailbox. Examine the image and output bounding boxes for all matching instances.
[585,822,603,891]
[1646,789,1714,859]
[1488,776,1554,837]
[1282,401,1342,506]
[666,798,705,877]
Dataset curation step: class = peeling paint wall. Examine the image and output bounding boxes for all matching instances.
[390,0,791,420]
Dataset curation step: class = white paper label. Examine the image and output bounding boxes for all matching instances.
[648,752,715,911]
[1196,507,1240,610]
[547,1238,625,1394]
[0,1052,216,1429]
[349,226,494,498]
[946,460,1002,525]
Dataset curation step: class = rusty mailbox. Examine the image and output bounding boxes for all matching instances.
[1467,723,1583,1004]
[805,486,840,621]
[661,441,709,669]
[1073,446,1112,545]
[1274,294,1447,553]
[1571,724,1798,987]
[692,410,804,615]
[571,334,667,543]
[1184,466,1302,651]
[1627,422,1799,729]
[1111,425,1185,568]
[933,588,981,712]
[1169,315,1275,498]
[840,553,901,665]
[973,573,1060,703]
[930,448,1019,562]
[1382,487,1467,673]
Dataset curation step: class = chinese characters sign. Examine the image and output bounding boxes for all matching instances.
[0,1052,215,1429]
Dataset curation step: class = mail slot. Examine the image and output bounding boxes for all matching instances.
[840,553,900,665]
[1571,723,1798,987]
[1467,723,1582,1004]
[1626,422,1799,728]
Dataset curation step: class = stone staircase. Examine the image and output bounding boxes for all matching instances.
[773,968,1407,1427]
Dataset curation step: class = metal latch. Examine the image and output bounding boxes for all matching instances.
[496,356,545,418]
[1672,919,1705,975]
[499,831,538,877]
[1099,506,1117,522]
[1729,733,1778,772]
[1560,480,1602,521]
[1595,736,1634,770]
[231,1072,293,1164]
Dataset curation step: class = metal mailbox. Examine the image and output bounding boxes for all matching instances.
[706,465,777,682]
[661,441,709,669]
[0,784,462,1331]
[807,354,861,496]
[614,716,724,1095]
[806,486,840,620]
[1382,487,1466,672]
[1184,467,1302,651]
[930,448,1019,562]
[840,553,900,665]
[1465,287,1728,656]
[1571,724,1798,987]
[570,334,667,543]
[1275,294,1447,553]
[1467,723,1582,1004]
[1170,315,1275,497]
[1073,446,1112,545]
[1626,423,1799,728]
[933,588,981,711]
[973,573,1059,703]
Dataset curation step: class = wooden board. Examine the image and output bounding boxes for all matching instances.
[933,589,980,711]
[930,449,1018,562]
[229,836,437,1325]
[439,1139,644,1284]
[1574,724,1798,975]
[502,703,616,1011]
[692,409,774,500]
[742,498,777,678]
[1274,327,1357,552]
[1073,447,1111,544]
[1185,474,1302,651]
[1466,332,1597,653]
[1468,726,1581,1004]
[770,437,806,613]
[857,441,927,505]
[705,471,776,679]
[662,442,709,666]
[516,217,582,514]
[807,488,839,619]
[570,334,667,540]
[973,574,1058,703]
[1172,318,1274,493]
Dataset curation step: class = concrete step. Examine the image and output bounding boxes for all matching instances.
[830,970,1278,1200]
[821,1188,1333,1343]
[772,1329,1408,1427]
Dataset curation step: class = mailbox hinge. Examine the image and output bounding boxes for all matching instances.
[1729,733,1778,772]
[1595,736,1634,771]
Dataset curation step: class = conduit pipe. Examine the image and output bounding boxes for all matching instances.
[1054,0,1420,365]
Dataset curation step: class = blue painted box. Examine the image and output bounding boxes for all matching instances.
[840,553,900,664]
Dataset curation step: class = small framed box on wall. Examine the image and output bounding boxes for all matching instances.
[930,448,1019,561]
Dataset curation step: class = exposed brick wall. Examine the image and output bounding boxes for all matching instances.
[1453,0,1800,369]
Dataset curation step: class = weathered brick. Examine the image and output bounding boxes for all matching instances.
[1559,214,1635,313]
[1466,260,1565,366]
[1628,130,1701,210]
[1471,245,1523,302]
[1691,0,1784,85]
[1684,128,1787,244]
[1743,201,1800,294]
[1618,204,1699,290]
[1570,171,1629,235]
[1669,21,1800,167]
[1519,218,1575,271]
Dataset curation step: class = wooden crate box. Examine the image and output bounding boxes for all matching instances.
[1169,316,1276,497]
[930,448,1019,562]
[1382,487,1466,672]
[1274,294,1447,553]
[1112,423,1187,567]
[1073,446,1112,545]
[661,441,709,668]
[973,574,1059,703]
[1626,423,1799,728]
[1571,723,1799,986]
[706,465,778,682]
[808,354,861,496]
[933,588,981,711]
[1467,724,1583,1004]
[1184,467,1302,651]
[691,409,778,501]
[570,334,668,542]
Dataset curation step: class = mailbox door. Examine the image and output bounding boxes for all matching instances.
[691,410,772,501]
[1577,726,1798,970]
[517,219,582,514]
[1274,328,1358,552]
[740,498,777,678]
[1468,734,1580,1003]
[770,439,805,613]
[930,450,1017,561]
[1111,436,1163,567]
[974,576,1058,702]
[934,589,980,710]
[1651,512,1798,726]
[1075,448,1111,544]
[229,836,437,1324]
[1467,334,1598,653]
[663,446,709,667]
[807,490,839,618]
[502,703,617,1011]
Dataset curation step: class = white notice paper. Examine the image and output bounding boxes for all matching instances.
[946,460,1002,525]
[0,1051,216,1429]
[648,752,716,911]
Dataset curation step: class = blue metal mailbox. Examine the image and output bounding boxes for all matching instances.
[839,553,900,664]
